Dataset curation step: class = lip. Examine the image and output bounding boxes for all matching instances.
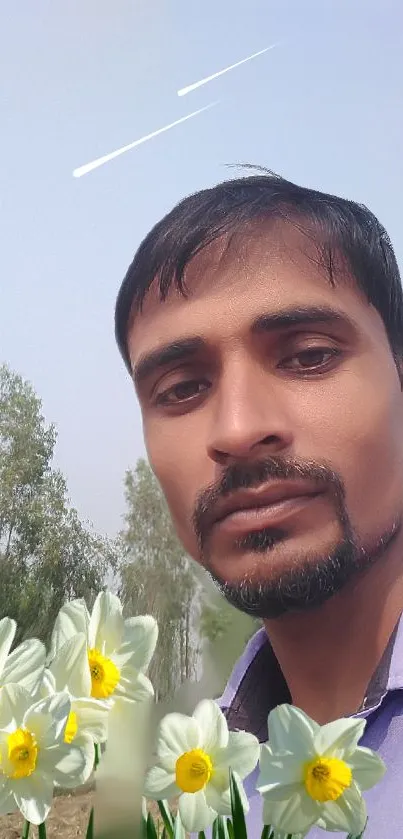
[214,493,321,536]
[212,483,323,535]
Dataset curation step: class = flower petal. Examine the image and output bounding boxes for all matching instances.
[268,705,317,758]
[232,771,251,814]
[213,731,260,784]
[178,790,216,832]
[174,810,186,839]
[257,746,304,798]
[115,668,154,702]
[348,746,386,790]
[193,700,229,753]
[49,634,91,697]
[262,787,319,834]
[41,669,56,698]
[207,772,249,816]
[0,789,16,816]
[144,765,179,800]
[156,713,201,772]
[314,717,366,758]
[116,616,158,671]
[2,638,46,695]
[89,591,124,655]
[12,774,54,825]
[0,684,31,728]
[45,740,94,788]
[73,697,110,743]
[24,692,70,747]
[320,780,366,835]
[0,618,16,678]
[205,783,232,816]
[270,831,307,839]
[49,599,89,661]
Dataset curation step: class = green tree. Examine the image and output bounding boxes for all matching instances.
[0,363,117,645]
[119,459,199,700]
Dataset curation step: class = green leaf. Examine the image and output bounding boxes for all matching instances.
[146,812,159,839]
[198,832,207,839]
[213,816,229,839]
[260,827,274,839]
[229,771,247,839]
[85,808,94,839]
[157,800,174,839]
[217,816,229,839]
[174,812,186,839]
[21,821,31,839]
[226,819,235,839]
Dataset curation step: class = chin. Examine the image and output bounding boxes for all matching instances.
[205,528,366,620]
[205,526,337,586]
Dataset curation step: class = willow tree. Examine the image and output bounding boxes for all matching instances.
[119,459,199,700]
[0,364,117,645]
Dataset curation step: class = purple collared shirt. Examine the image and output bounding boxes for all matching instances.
[219,616,403,837]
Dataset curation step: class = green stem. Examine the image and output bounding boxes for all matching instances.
[21,820,31,839]
[94,743,100,769]
[85,807,94,839]
[38,823,47,839]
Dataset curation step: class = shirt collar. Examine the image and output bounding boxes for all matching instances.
[220,612,403,740]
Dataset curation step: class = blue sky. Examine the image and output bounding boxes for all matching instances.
[2,0,402,536]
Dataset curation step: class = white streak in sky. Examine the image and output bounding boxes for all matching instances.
[73,102,218,178]
[177,43,278,97]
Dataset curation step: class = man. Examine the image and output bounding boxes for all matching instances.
[115,171,403,836]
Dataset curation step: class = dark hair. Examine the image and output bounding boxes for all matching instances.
[115,169,403,373]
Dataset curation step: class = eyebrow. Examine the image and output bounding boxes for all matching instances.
[132,305,356,389]
[133,337,205,389]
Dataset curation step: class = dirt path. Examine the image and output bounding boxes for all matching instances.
[0,790,164,838]
[0,789,94,839]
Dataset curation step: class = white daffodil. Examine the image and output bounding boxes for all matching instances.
[257,704,385,837]
[0,683,93,824]
[42,668,109,752]
[0,617,45,694]
[48,591,158,705]
[144,699,260,833]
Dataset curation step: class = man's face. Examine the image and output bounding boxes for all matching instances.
[127,223,403,617]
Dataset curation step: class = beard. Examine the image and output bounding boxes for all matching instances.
[208,525,399,618]
[192,455,401,619]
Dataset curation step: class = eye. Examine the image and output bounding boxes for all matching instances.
[280,347,342,372]
[156,379,210,406]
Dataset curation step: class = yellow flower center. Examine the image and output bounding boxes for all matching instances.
[88,648,120,698]
[175,749,213,793]
[64,711,78,744]
[5,729,38,779]
[304,756,352,802]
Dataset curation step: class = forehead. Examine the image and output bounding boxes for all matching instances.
[127,223,387,368]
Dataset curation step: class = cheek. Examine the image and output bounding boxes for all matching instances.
[305,371,403,535]
[144,421,203,555]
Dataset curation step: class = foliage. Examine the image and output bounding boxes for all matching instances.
[119,459,200,700]
[198,577,260,691]
[0,364,117,645]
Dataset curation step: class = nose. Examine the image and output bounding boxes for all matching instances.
[207,364,294,466]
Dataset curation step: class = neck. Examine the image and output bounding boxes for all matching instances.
[264,544,403,724]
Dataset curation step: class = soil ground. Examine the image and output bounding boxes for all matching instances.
[0,789,163,838]
[0,787,94,838]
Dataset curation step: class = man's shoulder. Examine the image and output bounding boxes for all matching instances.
[218,628,267,711]
[217,627,291,741]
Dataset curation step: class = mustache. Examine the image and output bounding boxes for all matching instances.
[192,456,346,548]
